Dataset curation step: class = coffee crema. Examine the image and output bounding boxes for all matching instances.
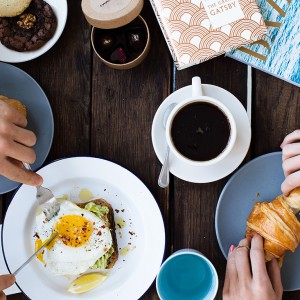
[170,102,231,161]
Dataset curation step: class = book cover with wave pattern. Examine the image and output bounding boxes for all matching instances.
[228,0,300,87]
[149,0,267,69]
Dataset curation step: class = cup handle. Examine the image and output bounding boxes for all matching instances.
[192,77,203,97]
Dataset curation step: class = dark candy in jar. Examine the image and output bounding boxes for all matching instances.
[110,47,127,64]
[126,27,146,51]
[97,32,116,52]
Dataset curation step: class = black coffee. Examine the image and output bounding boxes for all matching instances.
[170,102,231,161]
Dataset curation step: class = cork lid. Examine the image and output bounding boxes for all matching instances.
[81,0,144,29]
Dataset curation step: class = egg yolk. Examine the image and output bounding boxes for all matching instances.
[35,232,58,263]
[55,215,93,247]
[35,239,44,263]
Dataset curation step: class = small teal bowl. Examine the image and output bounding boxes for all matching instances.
[156,249,218,300]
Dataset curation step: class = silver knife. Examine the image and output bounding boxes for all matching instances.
[13,232,58,276]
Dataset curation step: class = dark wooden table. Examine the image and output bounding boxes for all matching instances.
[1,1,300,299]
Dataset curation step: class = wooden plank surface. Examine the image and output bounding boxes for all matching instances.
[1,0,299,299]
[90,2,171,299]
[172,57,248,300]
[254,70,300,300]
[6,0,91,299]
[254,70,300,156]
[17,0,92,160]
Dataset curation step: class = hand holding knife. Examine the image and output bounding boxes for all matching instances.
[13,232,58,276]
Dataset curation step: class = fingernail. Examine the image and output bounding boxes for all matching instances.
[229,245,235,254]
[10,274,16,283]
[7,274,15,284]
[34,176,43,186]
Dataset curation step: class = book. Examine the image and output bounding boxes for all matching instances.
[149,0,267,70]
[227,0,300,87]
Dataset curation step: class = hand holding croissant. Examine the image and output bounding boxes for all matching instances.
[246,187,300,267]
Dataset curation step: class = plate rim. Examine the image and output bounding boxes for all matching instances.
[0,0,68,63]
[2,156,166,299]
[0,62,54,194]
[215,151,281,257]
[214,151,300,291]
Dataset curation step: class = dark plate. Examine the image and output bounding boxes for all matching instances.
[0,62,54,194]
[215,152,300,291]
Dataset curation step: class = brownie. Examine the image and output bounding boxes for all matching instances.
[0,0,57,52]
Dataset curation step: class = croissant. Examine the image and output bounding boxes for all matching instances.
[246,187,300,267]
[0,95,27,117]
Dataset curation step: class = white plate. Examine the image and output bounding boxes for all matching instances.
[151,84,251,183]
[0,0,68,63]
[2,157,165,300]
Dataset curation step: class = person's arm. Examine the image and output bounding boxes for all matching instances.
[281,130,300,195]
[0,101,42,185]
[0,274,15,300]
[223,234,282,300]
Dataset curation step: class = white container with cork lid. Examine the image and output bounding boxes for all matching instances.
[81,0,150,69]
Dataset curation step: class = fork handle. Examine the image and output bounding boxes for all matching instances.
[22,162,40,189]
[22,162,32,172]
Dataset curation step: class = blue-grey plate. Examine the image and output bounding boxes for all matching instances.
[215,152,300,291]
[0,62,54,194]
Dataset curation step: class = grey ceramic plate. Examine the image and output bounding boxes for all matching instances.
[215,152,300,291]
[0,62,54,194]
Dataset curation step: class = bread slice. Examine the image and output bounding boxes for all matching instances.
[0,95,27,117]
[77,199,118,269]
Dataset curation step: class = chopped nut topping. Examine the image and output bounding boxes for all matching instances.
[17,13,36,29]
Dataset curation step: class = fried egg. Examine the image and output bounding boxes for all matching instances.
[35,200,112,275]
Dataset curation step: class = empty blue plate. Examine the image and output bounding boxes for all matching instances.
[0,62,54,194]
[216,152,300,291]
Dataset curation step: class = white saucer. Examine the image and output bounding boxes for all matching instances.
[151,84,251,183]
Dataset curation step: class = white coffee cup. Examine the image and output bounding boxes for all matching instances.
[166,77,237,166]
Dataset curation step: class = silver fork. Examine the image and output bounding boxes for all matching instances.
[22,163,60,220]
